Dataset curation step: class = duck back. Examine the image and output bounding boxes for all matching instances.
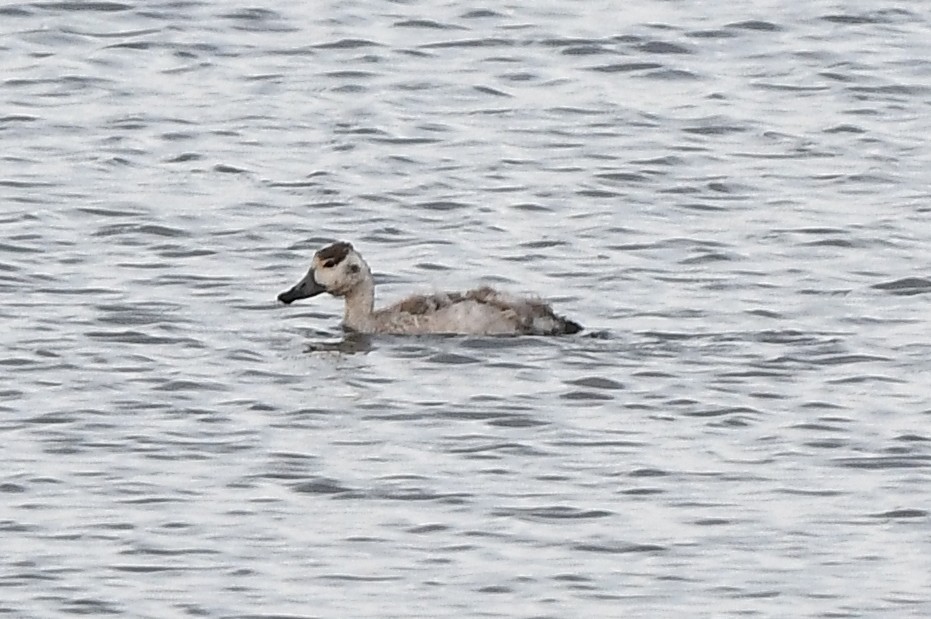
[374,286,581,336]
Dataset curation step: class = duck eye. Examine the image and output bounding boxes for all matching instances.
[349,264,360,273]
[322,260,335,268]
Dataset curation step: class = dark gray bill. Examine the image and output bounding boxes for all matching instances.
[278,271,326,304]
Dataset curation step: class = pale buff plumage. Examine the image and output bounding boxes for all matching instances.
[278,242,582,336]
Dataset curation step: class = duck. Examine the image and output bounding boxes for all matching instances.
[277,241,582,336]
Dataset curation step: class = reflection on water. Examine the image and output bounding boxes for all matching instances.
[304,331,375,355]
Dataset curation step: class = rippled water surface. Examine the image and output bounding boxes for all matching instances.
[2,1,931,617]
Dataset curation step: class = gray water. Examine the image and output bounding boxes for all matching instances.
[2,1,931,617]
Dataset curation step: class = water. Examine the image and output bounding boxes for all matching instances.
[2,1,930,617]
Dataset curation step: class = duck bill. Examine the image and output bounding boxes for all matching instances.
[278,271,326,304]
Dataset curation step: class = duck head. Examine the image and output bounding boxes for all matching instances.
[278,241,370,304]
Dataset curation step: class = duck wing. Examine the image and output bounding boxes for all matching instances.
[463,287,582,335]
[379,287,581,335]
[389,292,467,315]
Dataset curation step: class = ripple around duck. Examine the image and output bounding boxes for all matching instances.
[872,277,931,295]
[835,456,931,470]
[573,542,667,554]
[494,506,614,521]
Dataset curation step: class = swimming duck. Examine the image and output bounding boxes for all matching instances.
[278,241,582,336]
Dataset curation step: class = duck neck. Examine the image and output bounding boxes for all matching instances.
[343,280,375,332]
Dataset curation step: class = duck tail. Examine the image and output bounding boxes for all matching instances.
[560,317,583,335]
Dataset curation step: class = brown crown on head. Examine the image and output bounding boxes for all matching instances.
[315,241,353,265]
